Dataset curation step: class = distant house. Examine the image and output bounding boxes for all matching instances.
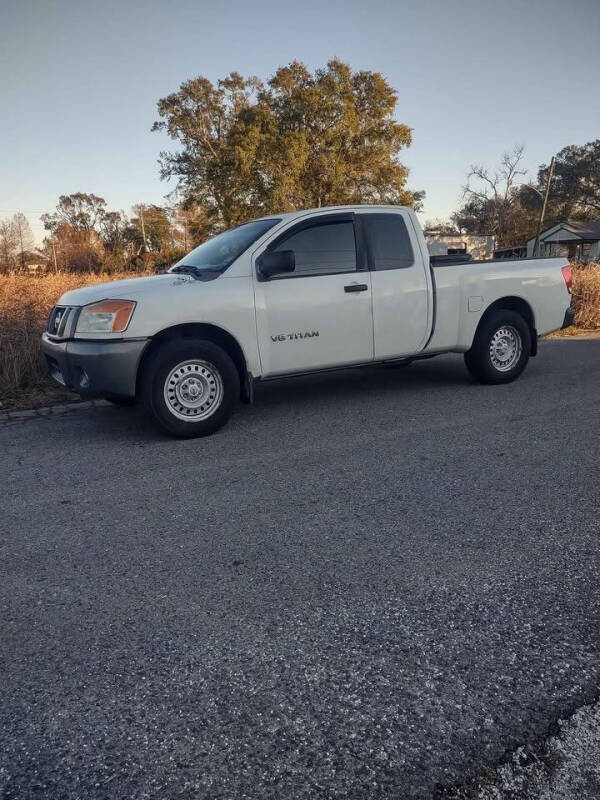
[526,220,600,260]
[20,252,50,274]
[425,230,495,261]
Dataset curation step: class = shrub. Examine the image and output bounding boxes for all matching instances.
[572,262,600,328]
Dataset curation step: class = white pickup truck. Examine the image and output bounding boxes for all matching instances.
[42,205,573,437]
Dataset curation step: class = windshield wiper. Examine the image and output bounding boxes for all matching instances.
[171,264,205,278]
[170,264,222,281]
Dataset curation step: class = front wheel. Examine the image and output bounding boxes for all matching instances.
[141,338,240,437]
[464,310,531,384]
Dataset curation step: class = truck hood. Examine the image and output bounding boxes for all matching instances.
[58,273,194,306]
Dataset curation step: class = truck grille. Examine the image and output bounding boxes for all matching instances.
[47,305,76,339]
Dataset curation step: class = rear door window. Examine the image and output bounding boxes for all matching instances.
[362,213,414,270]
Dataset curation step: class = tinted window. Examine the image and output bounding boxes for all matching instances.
[363,213,414,270]
[274,220,356,276]
[172,218,281,273]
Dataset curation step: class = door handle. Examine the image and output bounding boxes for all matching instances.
[344,283,368,293]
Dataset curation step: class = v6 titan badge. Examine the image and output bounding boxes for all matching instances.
[270,331,320,342]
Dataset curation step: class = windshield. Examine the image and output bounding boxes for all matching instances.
[171,218,281,274]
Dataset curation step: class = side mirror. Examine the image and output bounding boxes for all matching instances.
[257,249,295,280]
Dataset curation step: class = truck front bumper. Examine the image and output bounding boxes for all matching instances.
[41,333,148,398]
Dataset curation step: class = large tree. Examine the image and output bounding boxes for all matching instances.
[0,218,19,272]
[532,140,600,224]
[153,60,422,232]
[0,213,35,271]
[99,210,128,253]
[41,194,109,272]
[127,204,173,253]
[41,193,108,234]
[453,140,600,249]
[451,147,535,247]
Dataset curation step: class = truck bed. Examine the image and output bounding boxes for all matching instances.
[425,255,569,353]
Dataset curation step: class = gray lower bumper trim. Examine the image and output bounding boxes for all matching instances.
[41,334,148,398]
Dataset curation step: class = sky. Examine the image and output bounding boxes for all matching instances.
[1,0,599,244]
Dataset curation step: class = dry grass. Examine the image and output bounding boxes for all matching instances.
[1,262,599,410]
[544,263,600,338]
[546,325,600,339]
[0,271,151,409]
[571,262,600,329]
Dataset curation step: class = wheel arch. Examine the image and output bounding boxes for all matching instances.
[137,322,249,399]
[473,296,537,355]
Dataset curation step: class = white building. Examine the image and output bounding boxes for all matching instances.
[425,231,495,261]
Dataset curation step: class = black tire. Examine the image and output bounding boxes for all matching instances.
[104,394,137,407]
[464,310,531,384]
[141,338,240,438]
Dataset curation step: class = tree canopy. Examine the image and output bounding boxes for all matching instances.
[34,193,187,273]
[450,147,533,247]
[534,140,600,222]
[41,193,108,234]
[153,59,422,235]
[129,204,173,253]
[450,140,600,248]
[0,213,35,271]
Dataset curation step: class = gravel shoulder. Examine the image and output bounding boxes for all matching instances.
[441,699,600,799]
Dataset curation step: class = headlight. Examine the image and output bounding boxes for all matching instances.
[76,299,136,334]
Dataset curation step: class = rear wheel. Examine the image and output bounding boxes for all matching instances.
[141,338,239,437]
[464,310,531,384]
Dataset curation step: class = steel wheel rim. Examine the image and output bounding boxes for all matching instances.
[163,359,224,422]
[489,325,522,372]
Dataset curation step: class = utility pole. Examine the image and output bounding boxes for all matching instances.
[139,207,147,252]
[51,239,58,272]
[18,224,24,270]
[533,156,555,257]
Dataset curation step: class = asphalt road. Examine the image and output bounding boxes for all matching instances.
[1,340,600,800]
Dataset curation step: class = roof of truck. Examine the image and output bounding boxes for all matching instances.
[259,204,412,221]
